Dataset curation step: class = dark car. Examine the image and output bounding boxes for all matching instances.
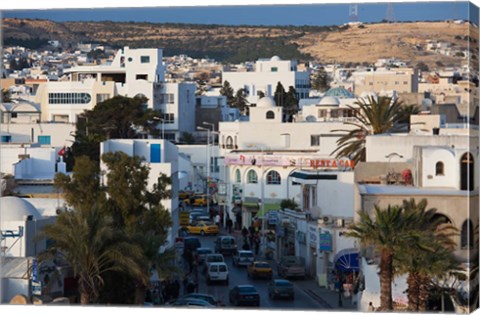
[229,285,260,307]
[183,293,220,306]
[215,236,237,256]
[277,256,306,279]
[268,279,295,300]
[169,297,214,307]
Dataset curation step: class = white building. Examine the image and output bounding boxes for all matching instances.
[222,56,311,105]
[0,197,63,302]
[26,47,196,142]
[100,139,180,246]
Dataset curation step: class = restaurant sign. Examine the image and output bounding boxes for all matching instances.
[225,154,354,170]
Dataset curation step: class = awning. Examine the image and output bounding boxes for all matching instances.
[334,248,359,272]
[254,203,281,219]
[290,171,338,185]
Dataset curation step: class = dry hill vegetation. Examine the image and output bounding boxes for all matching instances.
[3,18,478,69]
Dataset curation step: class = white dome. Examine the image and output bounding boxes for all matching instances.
[256,97,276,108]
[318,96,340,106]
[271,56,281,61]
[1,197,42,221]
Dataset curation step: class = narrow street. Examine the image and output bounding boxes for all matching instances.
[169,225,356,311]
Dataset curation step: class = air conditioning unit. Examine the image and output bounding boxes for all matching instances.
[318,215,333,226]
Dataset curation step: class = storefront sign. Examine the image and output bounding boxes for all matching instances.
[319,233,333,251]
[179,211,189,226]
[268,210,278,225]
[225,154,354,170]
[218,183,226,195]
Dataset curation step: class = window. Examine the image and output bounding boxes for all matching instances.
[461,219,474,249]
[311,135,321,146]
[235,169,241,183]
[48,93,91,104]
[11,113,17,118]
[330,110,339,118]
[266,170,281,185]
[226,136,234,149]
[266,111,275,119]
[160,113,175,124]
[271,67,278,72]
[160,93,175,104]
[247,170,258,183]
[136,74,148,80]
[318,109,327,118]
[435,161,444,176]
[140,56,150,63]
[38,135,51,145]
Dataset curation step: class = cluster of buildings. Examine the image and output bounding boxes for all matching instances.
[1,45,478,311]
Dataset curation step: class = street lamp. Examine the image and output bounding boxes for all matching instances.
[202,121,215,145]
[197,126,210,216]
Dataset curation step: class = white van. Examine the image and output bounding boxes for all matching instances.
[206,262,229,285]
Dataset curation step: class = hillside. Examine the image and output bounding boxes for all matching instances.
[2,18,478,69]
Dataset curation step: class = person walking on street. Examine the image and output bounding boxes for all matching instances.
[214,213,221,227]
[226,218,233,234]
[338,278,344,307]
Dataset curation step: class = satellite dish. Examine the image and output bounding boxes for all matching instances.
[305,115,317,122]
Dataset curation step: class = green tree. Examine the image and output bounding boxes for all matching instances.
[398,104,421,132]
[42,156,144,304]
[101,151,173,304]
[69,96,161,165]
[346,205,420,311]
[396,198,460,311]
[274,82,286,108]
[232,88,249,116]
[312,67,331,92]
[220,80,235,105]
[416,62,429,72]
[179,132,196,144]
[1,89,11,102]
[331,96,403,164]
[284,86,299,119]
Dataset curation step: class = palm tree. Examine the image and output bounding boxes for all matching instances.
[346,204,419,311]
[40,206,144,304]
[396,198,460,311]
[331,95,404,164]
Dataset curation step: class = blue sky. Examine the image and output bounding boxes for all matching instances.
[2,1,479,26]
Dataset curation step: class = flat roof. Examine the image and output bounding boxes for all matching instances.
[358,184,477,196]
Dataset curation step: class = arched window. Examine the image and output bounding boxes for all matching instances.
[266,111,275,119]
[460,153,474,191]
[435,161,444,176]
[226,136,234,149]
[461,219,474,249]
[235,169,241,183]
[266,170,281,185]
[247,170,258,183]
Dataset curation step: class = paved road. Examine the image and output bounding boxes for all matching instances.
[184,234,332,310]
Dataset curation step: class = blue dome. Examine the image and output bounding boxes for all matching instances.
[324,87,355,99]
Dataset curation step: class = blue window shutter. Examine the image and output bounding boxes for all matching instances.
[38,135,51,145]
[150,144,161,163]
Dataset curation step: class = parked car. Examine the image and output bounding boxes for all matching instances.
[268,279,295,300]
[214,236,237,256]
[247,261,273,279]
[196,247,213,264]
[206,262,229,285]
[203,253,225,273]
[192,215,212,224]
[169,297,214,307]
[187,221,219,236]
[183,293,220,306]
[229,285,260,307]
[232,250,255,267]
[277,256,306,279]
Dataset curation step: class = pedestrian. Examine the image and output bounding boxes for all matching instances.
[186,280,195,294]
[254,234,260,255]
[368,301,375,312]
[214,213,220,227]
[338,279,344,307]
[242,226,248,238]
[226,218,233,234]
